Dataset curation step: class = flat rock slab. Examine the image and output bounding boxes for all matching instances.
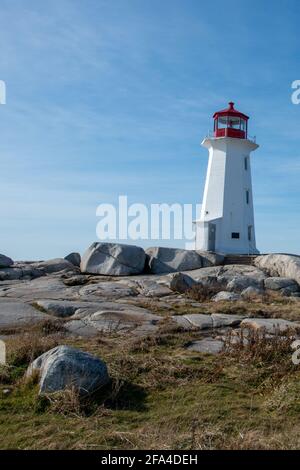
[65,302,160,336]
[172,314,213,330]
[34,300,101,318]
[183,266,222,281]
[64,320,100,337]
[171,315,196,330]
[240,318,300,334]
[186,338,224,355]
[0,300,50,328]
[134,279,172,298]
[0,277,80,301]
[211,313,245,328]
[184,314,213,329]
[78,282,137,299]
[172,313,245,331]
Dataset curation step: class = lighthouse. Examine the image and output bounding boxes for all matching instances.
[195,102,259,255]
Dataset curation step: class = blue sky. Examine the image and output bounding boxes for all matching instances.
[0,0,299,259]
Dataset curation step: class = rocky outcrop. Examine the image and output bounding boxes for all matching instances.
[26,345,110,395]
[255,254,300,285]
[146,247,203,274]
[81,242,146,276]
[0,254,13,268]
[32,258,76,275]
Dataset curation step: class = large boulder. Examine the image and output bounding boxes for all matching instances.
[26,345,110,395]
[264,277,299,295]
[81,242,146,276]
[64,252,81,267]
[226,275,264,292]
[255,254,300,285]
[0,254,13,268]
[146,247,203,274]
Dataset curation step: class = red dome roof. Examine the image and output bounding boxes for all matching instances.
[213,102,249,120]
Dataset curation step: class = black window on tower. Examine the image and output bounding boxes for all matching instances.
[231,232,240,239]
[248,225,252,241]
[246,190,250,204]
[244,157,248,170]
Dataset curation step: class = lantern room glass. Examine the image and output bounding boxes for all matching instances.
[215,116,247,137]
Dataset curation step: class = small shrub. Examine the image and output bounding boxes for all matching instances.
[186,282,223,302]
[222,326,295,366]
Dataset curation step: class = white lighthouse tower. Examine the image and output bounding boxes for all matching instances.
[195,102,259,254]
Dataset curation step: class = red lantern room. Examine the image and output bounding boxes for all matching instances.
[213,102,249,139]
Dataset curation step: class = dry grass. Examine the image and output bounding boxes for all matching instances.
[6,332,61,367]
[41,387,84,417]
[1,297,300,449]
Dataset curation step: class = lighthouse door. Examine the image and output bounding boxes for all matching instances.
[208,223,216,252]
